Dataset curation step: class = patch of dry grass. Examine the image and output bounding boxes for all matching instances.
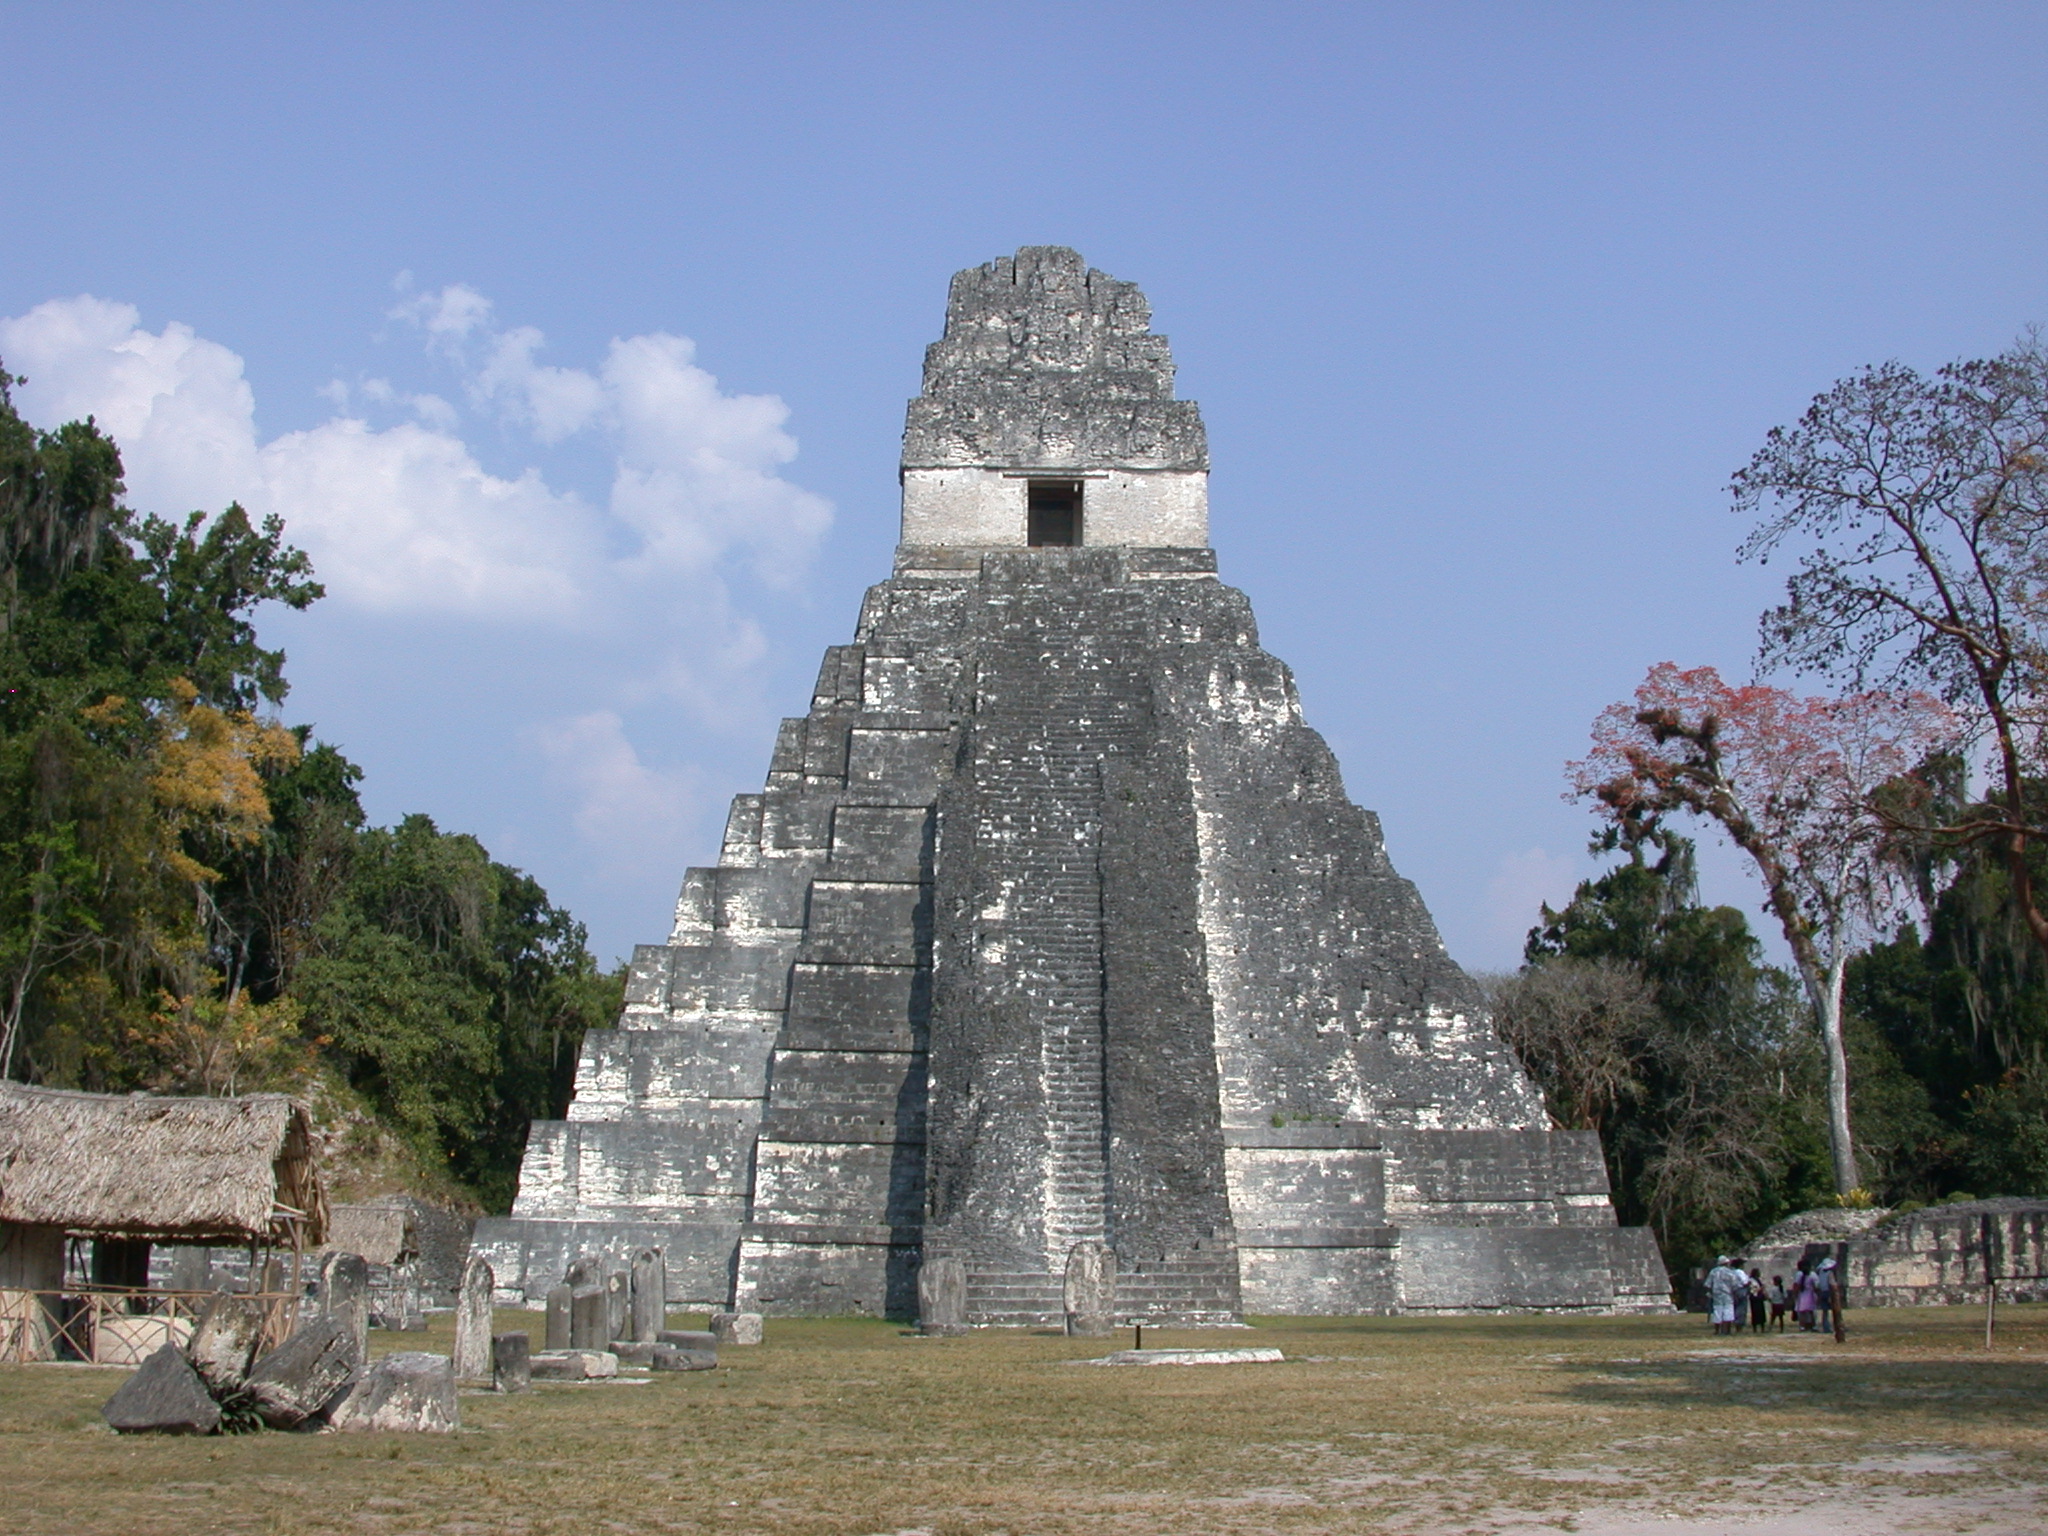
[3,1306,2046,1534]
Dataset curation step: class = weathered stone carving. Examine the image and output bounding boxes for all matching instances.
[452,1254,494,1383]
[568,1284,605,1350]
[916,1255,968,1336]
[1063,1243,1117,1337]
[471,248,1668,1325]
[317,1250,370,1360]
[629,1247,666,1342]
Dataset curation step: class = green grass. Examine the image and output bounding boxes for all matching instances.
[3,1306,2046,1534]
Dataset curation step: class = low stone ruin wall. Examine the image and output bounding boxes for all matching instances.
[1738,1199,2048,1306]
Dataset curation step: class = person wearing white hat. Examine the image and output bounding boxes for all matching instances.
[1813,1256,1843,1340]
[1707,1256,1745,1336]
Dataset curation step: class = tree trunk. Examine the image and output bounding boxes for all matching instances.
[1818,952,1859,1196]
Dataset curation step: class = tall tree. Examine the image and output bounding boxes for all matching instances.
[1734,337,2048,956]
[1571,663,1956,1194]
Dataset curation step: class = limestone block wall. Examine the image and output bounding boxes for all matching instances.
[900,468,1209,549]
[475,247,1670,1322]
[478,545,1668,1320]
[1740,1199,2048,1306]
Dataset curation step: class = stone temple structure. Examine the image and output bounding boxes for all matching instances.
[472,247,1670,1324]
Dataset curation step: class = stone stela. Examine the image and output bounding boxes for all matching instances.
[471,246,1669,1325]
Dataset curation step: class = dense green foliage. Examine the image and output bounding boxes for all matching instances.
[1501,816,2048,1279]
[1845,823,2048,1205]
[1502,829,1832,1273]
[0,367,620,1209]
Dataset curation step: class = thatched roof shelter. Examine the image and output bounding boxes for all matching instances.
[0,1083,327,1247]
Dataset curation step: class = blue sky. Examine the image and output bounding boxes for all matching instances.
[4,3,2045,970]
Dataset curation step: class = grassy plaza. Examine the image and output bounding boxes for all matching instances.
[3,1306,2045,1535]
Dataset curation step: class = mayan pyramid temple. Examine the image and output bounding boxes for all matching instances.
[472,247,1669,1323]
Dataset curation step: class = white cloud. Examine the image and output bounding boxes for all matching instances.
[1481,846,1582,962]
[258,417,593,616]
[531,711,703,874]
[475,325,607,442]
[0,296,260,520]
[0,288,831,624]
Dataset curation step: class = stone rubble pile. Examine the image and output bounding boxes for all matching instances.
[522,1246,763,1380]
[102,1275,461,1435]
[99,1252,537,1436]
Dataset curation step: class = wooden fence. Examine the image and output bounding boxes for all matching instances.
[0,1285,300,1364]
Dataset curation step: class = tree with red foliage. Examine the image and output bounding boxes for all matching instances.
[1571,663,1958,1195]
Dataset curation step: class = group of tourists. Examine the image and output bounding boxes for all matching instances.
[1705,1253,1843,1339]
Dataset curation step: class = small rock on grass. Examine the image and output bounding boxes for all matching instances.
[650,1343,717,1372]
[710,1311,763,1346]
[529,1349,618,1380]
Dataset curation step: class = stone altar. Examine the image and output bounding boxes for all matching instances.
[472,247,1669,1324]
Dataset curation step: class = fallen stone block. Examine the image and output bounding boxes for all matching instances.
[655,1329,718,1350]
[1071,1347,1284,1367]
[650,1342,716,1371]
[611,1340,658,1365]
[244,1315,362,1428]
[185,1290,265,1392]
[528,1349,618,1380]
[709,1311,763,1346]
[328,1351,459,1433]
[102,1343,222,1435]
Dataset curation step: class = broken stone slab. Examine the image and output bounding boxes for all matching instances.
[102,1343,222,1435]
[186,1289,266,1393]
[452,1254,494,1383]
[918,1255,968,1336]
[628,1247,665,1343]
[611,1340,657,1365]
[528,1349,618,1380]
[569,1285,606,1351]
[328,1352,459,1433]
[709,1311,763,1346]
[318,1251,370,1360]
[544,1284,572,1351]
[1070,1347,1284,1367]
[1063,1242,1117,1338]
[604,1270,630,1343]
[650,1342,716,1371]
[244,1315,363,1428]
[492,1331,530,1393]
